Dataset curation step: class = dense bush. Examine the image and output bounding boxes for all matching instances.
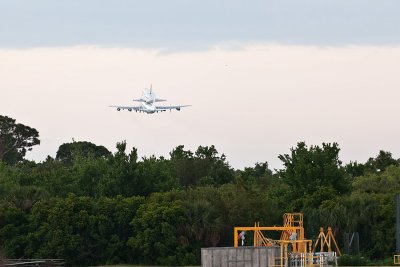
[338,255,369,266]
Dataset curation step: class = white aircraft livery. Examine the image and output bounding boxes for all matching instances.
[110,85,191,114]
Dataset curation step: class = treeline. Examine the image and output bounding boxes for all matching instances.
[1,115,400,266]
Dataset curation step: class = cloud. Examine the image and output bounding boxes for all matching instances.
[1,0,400,49]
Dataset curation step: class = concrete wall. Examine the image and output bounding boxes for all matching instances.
[201,246,280,267]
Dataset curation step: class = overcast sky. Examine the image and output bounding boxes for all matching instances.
[1,1,400,169]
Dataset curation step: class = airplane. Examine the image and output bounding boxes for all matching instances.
[110,85,191,114]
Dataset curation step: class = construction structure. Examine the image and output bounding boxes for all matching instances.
[202,213,341,267]
[313,227,342,256]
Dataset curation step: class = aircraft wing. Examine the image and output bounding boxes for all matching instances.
[109,105,141,111]
[155,105,191,111]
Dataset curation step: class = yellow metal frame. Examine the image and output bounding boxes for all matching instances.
[281,213,305,241]
[234,225,303,248]
[313,227,341,256]
[234,213,306,252]
[279,240,313,267]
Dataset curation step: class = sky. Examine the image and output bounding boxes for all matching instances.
[1,1,400,170]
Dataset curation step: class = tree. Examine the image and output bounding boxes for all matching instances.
[170,145,195,186]
[241,162,273,181]
[0,115,40,164]
[25,194,144,265]
[170,145,234,186]
[278,142,350,209]
[345,161,366,178]
[336,166,400,258]
[0,201,29,258]
[128,192,195,265]
[366,150,399,173]
[56,141,111,165]
[345,150,399,178]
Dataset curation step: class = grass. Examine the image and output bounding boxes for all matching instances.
[99,265,201,267]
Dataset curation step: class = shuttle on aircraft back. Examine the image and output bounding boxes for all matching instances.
[110,85,191,114]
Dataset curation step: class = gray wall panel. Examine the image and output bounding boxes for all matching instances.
[202,246,279,267]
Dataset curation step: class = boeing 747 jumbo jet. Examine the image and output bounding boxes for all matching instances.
[110,85,191,114]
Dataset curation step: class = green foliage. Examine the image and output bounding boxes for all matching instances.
[345,161,366,178]
[338,255,369,266]
[170,145,234,186]
[342,167,400,258]
[241,162,273,181]
[25,194,144,265]
[346,150,399,178]
[0,162,19,198]
[56,141,111,165]
[278,142,350,210]
[0,201,29,258]
[366,150,399,173]
[352,165,400,194]
[128,192,195,266]
[0,115,40,164]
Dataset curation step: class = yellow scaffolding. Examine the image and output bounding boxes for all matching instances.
[233,224,303,249]
[313,227,342,256]
[281,213,305,241]
[279,240,314,267]
[234,213,306,251]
